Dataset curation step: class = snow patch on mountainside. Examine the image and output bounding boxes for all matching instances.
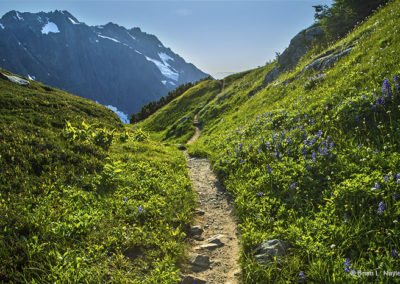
[68,17,79,25]
[98,34,120,43]
[15,12,23,21]
[159,52,174,63]
[0,23,4,29]
[127,32,136,41]
[41,22,60,34]
[106,105,129,124]
[145,56,179,81]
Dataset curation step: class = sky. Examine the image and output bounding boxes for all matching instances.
[0,0,333,79]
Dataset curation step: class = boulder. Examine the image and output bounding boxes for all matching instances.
[303,47,354,72]
[263,25,324,86]
[253,239,289,267]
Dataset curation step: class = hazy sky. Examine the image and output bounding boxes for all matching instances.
[0,0,333,78]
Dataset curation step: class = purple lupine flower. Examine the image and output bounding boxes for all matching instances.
[329,141,334,149]
[361,94,366,100]
[372,104,376,110]
[299,272,305,282]
[382,77,392,97]
[375,182,381,189]
[381,97,386,105]
[138,205,145,213]
[344,258,352,273]
[394,75,399,93]
[343,214,348,224]
[266,165,272,174]
[391,249,399,259]
[311,151,317,162]
[274,151,279,158]
[124,197,129,203]
[290,182,297,189]
[270,217,274,224]
[240,158,244,164]
[377,201,385,215]
[384,175,390,182]
[239,143,243,151]
[256,192,265,197]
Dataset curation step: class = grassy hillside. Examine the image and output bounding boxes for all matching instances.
[135,79,222,144]
[137,0,400,282]
[0,71,196,282]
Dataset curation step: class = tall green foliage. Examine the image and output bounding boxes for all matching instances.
[314,0,390,40]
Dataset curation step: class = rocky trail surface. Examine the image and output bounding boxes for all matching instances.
[181,115,240,284]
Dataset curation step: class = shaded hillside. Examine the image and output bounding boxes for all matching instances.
[135,0,400,282]
[0,69,196,282]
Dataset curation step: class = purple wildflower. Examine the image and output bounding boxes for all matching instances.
[344,258,352,273]
[375,182,381,189]
[382,77,392,98]
[311,151,317,162]
[124,197,129,203]
[138,205,145,213]
[256,192,265,197]
[384,175,390,182]
[266,165,272,174]
[377,201,385,215]
[391,249,399,259]
[299,272,305,282]
[290,182,297,189]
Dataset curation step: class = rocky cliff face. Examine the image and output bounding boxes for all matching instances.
[0,10,209,116]
[264,25,324,85]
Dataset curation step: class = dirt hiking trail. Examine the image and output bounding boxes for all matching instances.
[181,114,240,284]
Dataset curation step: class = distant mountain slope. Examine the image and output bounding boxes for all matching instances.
[0,10,209,115]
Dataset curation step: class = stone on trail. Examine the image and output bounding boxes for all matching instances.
[190,225,203,235]
[198,243,219,250]
[205,234,225,247]
[188,252,210,269]
[181,274,206,284]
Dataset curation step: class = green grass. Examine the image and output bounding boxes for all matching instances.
[138,0,400,282]
[135,79,222,144]
[0,72,196,282]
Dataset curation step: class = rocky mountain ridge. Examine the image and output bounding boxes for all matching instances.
[0,10,209,118]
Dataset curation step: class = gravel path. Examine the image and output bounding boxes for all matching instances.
[181,115,240,284]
